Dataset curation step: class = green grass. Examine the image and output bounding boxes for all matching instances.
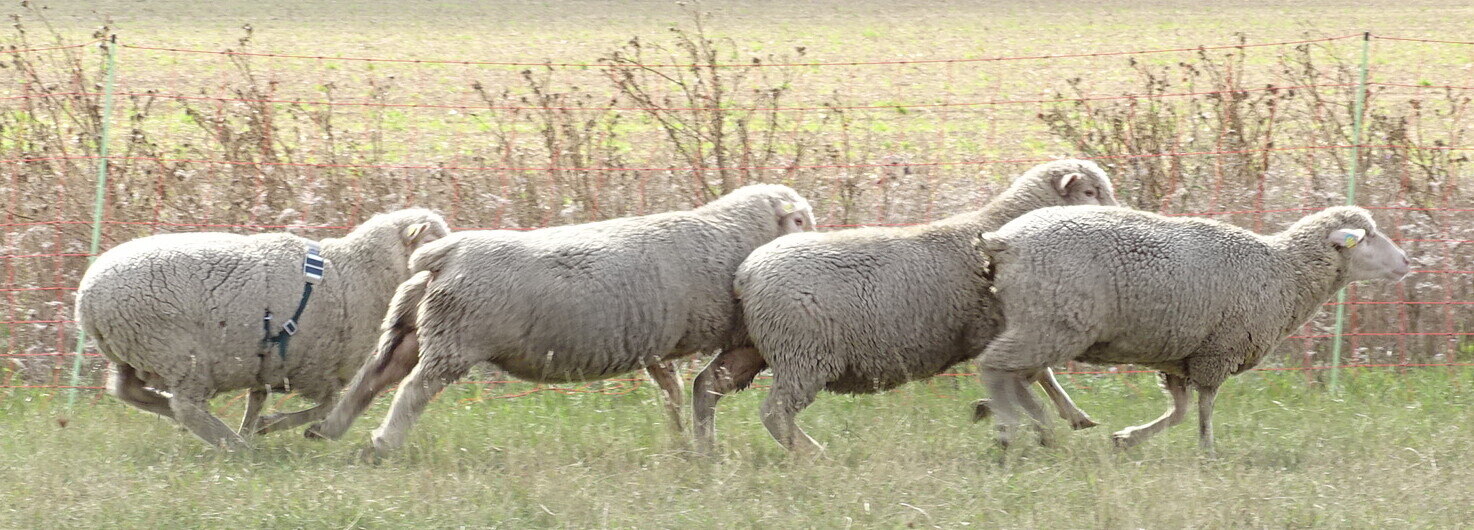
[2,1,1471,526]
[4,368,1474,527]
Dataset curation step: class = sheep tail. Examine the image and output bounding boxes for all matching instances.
[373,270,432,372]
[407,235,456,275]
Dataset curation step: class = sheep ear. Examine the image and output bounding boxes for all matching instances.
[1055,172,1082,196]
[402,223,430,245]
[1328,228,1366,248]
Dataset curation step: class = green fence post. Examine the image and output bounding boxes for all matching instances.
[68,35,118,406]
[1328,31,1371,393]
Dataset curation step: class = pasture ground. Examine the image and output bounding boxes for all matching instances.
[4,1,1473,527]
[3,369,1473,527]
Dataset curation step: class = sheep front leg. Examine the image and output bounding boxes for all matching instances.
[106,363,174,419]
[1009,369,1057,446]
[169,389,249,450]
[239,388,268,435]
[1034,368,1098,430]
[306,331,421,440]
[1197,383,1219,454]
[256,396,336,435]
[1112,372,1189,449]
[645,362,686,436]
[692,346,766,454]
[979,369,1027,448]
[759,373,823,455]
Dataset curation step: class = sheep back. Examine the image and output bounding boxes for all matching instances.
[737,225,999,393]
[411,207,776,383]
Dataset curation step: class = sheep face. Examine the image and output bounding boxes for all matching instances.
[1051,164,1117,207]
[1331,225,1411,282]
[777,200,816,235]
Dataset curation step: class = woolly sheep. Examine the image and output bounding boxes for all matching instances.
[975,205,1411,451]
[75,209,450,449]
[695,160,1117,453]
[304,184,816,456]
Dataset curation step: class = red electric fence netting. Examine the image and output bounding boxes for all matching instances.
[0,31,1469,400]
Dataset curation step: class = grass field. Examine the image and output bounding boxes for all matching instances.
[2,1,1473,527]
[4,369,1474,527]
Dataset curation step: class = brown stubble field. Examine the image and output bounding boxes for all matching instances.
[1,1,1473,527]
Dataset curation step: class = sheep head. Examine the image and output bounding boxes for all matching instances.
[1327,217,1411,282]
[1048,160,1117,207]
[777,198,815,235]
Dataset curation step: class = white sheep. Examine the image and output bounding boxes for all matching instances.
[976,205,1411,450]
[75,209,449,449]
[696,160,1117,453]
[304,184,815,456]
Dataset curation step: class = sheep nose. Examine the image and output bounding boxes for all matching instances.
[1391,255,1413,280]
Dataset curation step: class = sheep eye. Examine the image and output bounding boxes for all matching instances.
[795,219,805,226]
[1084,190,1096,197]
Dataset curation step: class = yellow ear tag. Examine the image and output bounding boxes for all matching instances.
[1344,235,1358,248]
[781,202,798,215]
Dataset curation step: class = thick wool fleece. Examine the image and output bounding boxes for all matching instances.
[737,160,1116,395]
[978,205,1380,387]
[76,208,448,402]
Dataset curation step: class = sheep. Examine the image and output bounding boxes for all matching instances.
[693,160,1117,453]
[75,208,450,449]
[975,205,1411,451]
[303,184,816,456]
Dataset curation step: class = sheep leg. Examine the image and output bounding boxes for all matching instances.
[692,346,766,454]
[759,373,823,455]
[105,363,174,419]
[1197,383,1219,454]
[645,362,686,436]
[978,325,1093,448]
[1034,368,1098,430]
[239,388,268,435]
[1111,373,1189,449]
[168,389,249,450]
[256,396,336,435]
[368,354,473,457]
[1010,370,1056,446]
[306,331,421,441]
[980,369,1027,448]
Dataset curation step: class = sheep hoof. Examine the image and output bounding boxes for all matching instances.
[303,424,326,440]
[971,399,992,423]
[356,444,385,465]
[1110,431,1140,450]
[1069,417,1100,430]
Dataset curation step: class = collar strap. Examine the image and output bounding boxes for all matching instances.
[263,242,325,361]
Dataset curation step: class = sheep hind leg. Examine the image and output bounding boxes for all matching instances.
[256,396,336,435]
[169,389,248,450]
[692,346,766,454]
[645,362,686,437]
[1196,383,1219,455]
[106,363,174,419]
[1010,369,1056,446]
[1034,367,1098,430]
[367,353,475,458]
[980,369,1027,449]
[1111,372,1189,449]
[759,373,823,455]
[306,331,421,441]
[239,388,267,435]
